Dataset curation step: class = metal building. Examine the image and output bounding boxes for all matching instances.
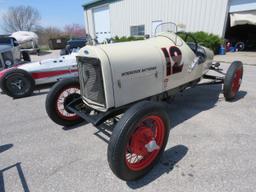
[83,0,256,44]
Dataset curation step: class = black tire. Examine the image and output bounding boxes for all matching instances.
[223,61,243,101]
[0,68,35,98]
[107,101,171,181]
[45,78,84,127]
[21,52,31,62]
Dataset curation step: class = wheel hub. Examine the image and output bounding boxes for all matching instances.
[125,115,166,171]
[130,127,155,156]
[11,80,23,90]
[145,139,160,153]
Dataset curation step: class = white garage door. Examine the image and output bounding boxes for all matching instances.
[93,5,111,43]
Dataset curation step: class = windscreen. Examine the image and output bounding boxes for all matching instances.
[0,38,12,45]
[154,22,178,36]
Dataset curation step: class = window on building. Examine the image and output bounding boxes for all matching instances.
[130,25,145,36]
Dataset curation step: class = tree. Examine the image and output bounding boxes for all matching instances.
[36,26,64,46]
[64,24,86,38]
[1,5,41,33]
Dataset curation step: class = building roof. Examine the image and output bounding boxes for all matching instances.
[83,0,118,9]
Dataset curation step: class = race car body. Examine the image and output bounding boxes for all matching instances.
[77,32,213,111]
[45,22,243,181]
[18,54,78,85]
[0,52,78,98]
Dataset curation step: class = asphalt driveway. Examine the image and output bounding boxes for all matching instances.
[0,52,255,192]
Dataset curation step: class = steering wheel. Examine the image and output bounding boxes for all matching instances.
[176,31,198,53]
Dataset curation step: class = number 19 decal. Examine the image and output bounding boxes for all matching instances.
[161,46,183,76]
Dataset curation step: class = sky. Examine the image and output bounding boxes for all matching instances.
[0,0,89,33]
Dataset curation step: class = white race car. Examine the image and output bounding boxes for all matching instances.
[0,52,78,98]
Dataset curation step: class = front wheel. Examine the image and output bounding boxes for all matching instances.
[0,68,35,98]
[45,78,84,127]
[107,101,171,181]
[223,61,243,101]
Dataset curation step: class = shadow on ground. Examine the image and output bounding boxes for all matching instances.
[127,85,246,188]
[62,121,89,131]
[0,163,30,192]
[127,145,188,189]
[167,85,246,129]
[0,144,13,153]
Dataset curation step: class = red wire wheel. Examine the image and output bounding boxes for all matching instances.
[46,78,84,127]
[107,101,170,181]
[224,61,243,101]
[55,86,81,121]
[125,115,165,171]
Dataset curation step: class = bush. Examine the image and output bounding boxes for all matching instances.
[179,31,224,54]
[112,36,144,43]
[112,32,223,53]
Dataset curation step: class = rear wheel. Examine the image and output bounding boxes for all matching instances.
[223,61,243,101]
[0,69,35,98]
[46,78,84,127]
[107,101,171,181]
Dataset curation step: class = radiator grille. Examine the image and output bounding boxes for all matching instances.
[77,57,105,106]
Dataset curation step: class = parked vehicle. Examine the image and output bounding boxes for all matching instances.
[0,36,31,71]
[46,22,243,181]
[0,52,78,98]
[60,38,87,56]
[11,31,40,55]
[60,35,100,56]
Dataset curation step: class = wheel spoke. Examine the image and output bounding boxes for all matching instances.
[55,87,80,120]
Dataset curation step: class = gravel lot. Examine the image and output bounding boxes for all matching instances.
[0,52,255,192]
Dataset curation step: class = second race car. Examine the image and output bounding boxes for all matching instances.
[0,52,78,98]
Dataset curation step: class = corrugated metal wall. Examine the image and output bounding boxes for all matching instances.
[85,0,229,38]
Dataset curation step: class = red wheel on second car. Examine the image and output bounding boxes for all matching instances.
[46,78,85,127]
[55,85,81,121]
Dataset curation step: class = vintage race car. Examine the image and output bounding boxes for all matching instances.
[0,52,78,98]
[0,36,31,71]
[45,23,243,181]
